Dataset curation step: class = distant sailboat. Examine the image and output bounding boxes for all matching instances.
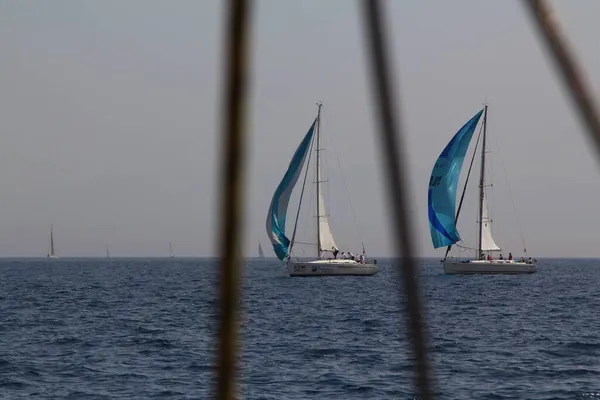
[258,243,265,258]
[428,105,536,274]
[169,242,175,259]
[266,103,377,276]
[47,224,58,259]
[106,245,111,260]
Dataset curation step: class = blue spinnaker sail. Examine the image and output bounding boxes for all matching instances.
[428,109,483,248]
[266,119,316,260]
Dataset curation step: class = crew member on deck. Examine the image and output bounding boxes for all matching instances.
[332,247,339,259]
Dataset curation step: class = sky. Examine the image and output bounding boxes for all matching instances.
[1,1,600,257]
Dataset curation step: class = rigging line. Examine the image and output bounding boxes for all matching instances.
[302,174,316,244]
[444,120,484,260]
[524,0,600,165]
[215,0,252,399]
[454,243,478,251]
[321,104,366,250]
[485,116,496,227]
[361,1,434,398]
[318,110,335,241]
[493,136,528,255]
[298,142,317,250]
[292,241,317,246]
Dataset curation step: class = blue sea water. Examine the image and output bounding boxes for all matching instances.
[1,257,599,399]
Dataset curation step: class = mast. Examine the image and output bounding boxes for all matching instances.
[477,105,488,257]
[315,102,323,259]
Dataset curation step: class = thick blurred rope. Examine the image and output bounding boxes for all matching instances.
[215,0,252,399]
[361,1,434,399]
[524,0,600,161]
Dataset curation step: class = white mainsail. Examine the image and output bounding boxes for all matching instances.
[316,140,338,254]
[480,189,501,251]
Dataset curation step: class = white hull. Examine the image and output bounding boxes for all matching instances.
[444,259,537,275]
[288,259,378,277]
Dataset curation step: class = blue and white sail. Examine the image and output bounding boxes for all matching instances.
[266,119,316,260]
[428,110,483,248]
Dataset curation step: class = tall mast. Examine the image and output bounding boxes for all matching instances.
[477,105,488,257]
[315,102,323,259]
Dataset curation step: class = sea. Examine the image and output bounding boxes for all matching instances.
[0,257,599,399]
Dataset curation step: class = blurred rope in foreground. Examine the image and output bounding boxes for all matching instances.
[361,1,434,399]
[524,0,600,158]
[215,0,252,399]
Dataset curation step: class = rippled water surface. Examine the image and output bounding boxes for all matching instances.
[1,258,599,399]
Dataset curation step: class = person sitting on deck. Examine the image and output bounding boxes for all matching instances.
[332,247,339,259]
[487,254,492,261]
[508,253,513,261]
[499,254,504,260]
[348,251,355,260]
[341,252,347,259]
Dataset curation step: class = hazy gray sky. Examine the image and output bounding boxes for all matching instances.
[1,1,599,257]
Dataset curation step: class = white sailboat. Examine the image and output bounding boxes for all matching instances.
[169,242,175,259]
[106,245,111,260]
[428,105,537,274]
[266,103,378,277]
[46,224,58,259]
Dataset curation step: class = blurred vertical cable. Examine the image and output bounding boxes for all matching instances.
[524,0,600,158]
[361,1,434,399]
[215,0,252,399]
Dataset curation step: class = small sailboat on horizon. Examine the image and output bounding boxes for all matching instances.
[258,243,265,259]
[266,103,377,277]
[47,224,58,259]
[169,242,175,259]
[428,104,536,274]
